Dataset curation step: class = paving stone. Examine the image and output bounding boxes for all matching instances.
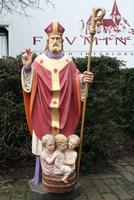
[123,157,134,163]
[92,179,111,193]
[0,184,13,191]
[14,194,24,200]
[110,185,132,200]
[0,192,12,200]
[125,185,134,191]
[24,189,31,200]
[118,177,133,185]
[80,177,93,186]
[115,179,125,186]
[103,193,119,200]
[129,157,134,162]
[125,189,134,198]
[88,174,122,180]
[0,179,12,185]
[104,179,117,186]
[12,191,25,200]
[84,185,104,200]
[114,164,127,172]
[129,162,134,167]
[117,159,129,166]
[121,171,134,183]
[124,166,134,174]
[74,192,88,200]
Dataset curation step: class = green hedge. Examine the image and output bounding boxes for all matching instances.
[0,55,134,171]
[0,56,33,169]
[74,56,123,170]
[121,68,134,134]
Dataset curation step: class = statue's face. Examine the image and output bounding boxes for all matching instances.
[58,141,67,152]
[68,138,77,150]
[48,35,62,53]
[46,140,55,152]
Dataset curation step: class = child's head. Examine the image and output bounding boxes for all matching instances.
[55,134,67,152]
[42,134,55,152]
[67,135,80,150]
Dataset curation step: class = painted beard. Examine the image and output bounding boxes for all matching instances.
[49,43,62,53]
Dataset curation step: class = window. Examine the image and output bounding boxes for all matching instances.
[0,27,8,58]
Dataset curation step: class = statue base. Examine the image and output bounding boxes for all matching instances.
[28,179,81,200]
[42,172,76,193]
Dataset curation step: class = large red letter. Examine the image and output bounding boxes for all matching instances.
[33,36,43,45]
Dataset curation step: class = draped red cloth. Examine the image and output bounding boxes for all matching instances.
[23,59,82,139]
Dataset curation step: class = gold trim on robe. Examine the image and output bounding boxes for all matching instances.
[35,55,72,135]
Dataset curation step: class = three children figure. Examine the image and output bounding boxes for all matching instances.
[40,133,80,183]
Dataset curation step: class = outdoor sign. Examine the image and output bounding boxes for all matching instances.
[0,0,134,67]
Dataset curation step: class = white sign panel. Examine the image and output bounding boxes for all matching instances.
[1,0,134,67]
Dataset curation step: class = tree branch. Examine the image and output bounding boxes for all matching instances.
[0,0,54,17]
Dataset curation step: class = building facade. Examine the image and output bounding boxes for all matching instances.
[0,0,134,67]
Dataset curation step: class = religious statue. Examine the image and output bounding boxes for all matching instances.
[21,21,94,188]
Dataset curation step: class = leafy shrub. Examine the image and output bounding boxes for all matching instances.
[74,56,126,170]
[0,56,33,169]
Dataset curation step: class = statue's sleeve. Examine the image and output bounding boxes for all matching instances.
[21,66,33,93]
[72,60,86,102]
